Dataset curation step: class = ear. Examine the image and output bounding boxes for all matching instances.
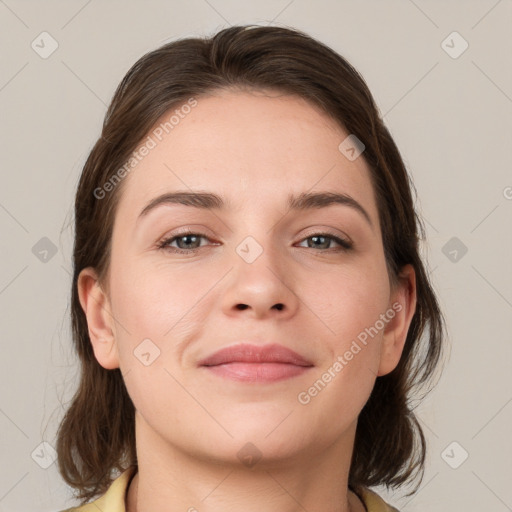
[377,264,417,376]
[77,267,120,370]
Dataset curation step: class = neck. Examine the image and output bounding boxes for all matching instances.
[126,413,366,512]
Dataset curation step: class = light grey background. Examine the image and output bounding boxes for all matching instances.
[0,1,511,511]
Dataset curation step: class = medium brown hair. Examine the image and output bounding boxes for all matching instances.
[56,24,446,503]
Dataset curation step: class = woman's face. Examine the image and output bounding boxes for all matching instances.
[81,88,415,466]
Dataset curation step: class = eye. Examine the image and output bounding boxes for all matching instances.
[157,230,353,255]
[157,231,212,254]
[296,233,353,251]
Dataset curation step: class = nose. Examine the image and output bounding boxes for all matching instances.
[220,241,300,320]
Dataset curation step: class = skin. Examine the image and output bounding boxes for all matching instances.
[78,89,416,512]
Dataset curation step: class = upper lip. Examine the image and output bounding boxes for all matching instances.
[198,343,314,367]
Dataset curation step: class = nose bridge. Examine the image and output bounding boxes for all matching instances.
[235,233,282,285]
[230,206,281,268]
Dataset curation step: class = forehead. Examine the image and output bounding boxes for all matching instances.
[115,89,378,224]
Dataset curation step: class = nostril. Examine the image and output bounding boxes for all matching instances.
[234,303,284,311]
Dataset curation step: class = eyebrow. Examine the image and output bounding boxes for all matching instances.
[137,190,373,228]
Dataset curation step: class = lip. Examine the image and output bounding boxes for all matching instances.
[199,343,313,366]
[198,343,314,383]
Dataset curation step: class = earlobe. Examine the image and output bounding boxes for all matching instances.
[77,267,120,370]
[377,264,417,376]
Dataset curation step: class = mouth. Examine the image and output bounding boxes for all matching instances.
[198,343,314,383]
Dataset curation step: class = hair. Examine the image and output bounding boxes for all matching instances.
[56,24,446,503]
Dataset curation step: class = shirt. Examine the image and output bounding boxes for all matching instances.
[60,466,399,512]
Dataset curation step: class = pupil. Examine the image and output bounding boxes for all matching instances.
[310,236,328,249]
[179,235,198,249]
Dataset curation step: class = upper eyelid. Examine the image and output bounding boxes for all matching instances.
[161,229,349,241]
[160,223,352,240]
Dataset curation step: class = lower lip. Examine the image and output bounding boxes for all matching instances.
[202,362,312,382]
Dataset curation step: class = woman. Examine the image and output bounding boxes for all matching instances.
[57,24,445,512]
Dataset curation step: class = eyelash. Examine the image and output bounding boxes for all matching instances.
[156,230,353,255]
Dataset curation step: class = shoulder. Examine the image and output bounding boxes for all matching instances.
[56,466,137,512]
[358,487,401,512]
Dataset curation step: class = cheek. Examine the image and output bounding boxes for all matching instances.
[295,264,390,429]
[109,261,201,427]
[301,256,390,401]
[306,257,391,345]
[110,258,209,344]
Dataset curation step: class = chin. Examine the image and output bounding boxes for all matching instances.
[187,419,319,468]
[191,436,315,470]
